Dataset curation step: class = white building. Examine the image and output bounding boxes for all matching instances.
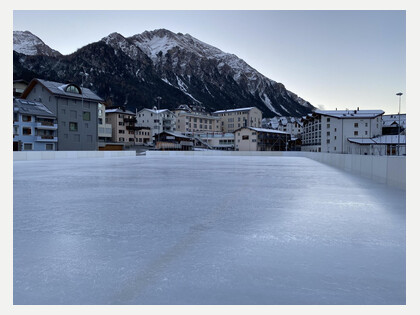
[347,135,406,156]
[278,117,303,137]
[98,103,112,144]
[136,107,176,137]
[302,109,384,153]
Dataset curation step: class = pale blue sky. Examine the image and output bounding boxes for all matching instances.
[13,10,406,114]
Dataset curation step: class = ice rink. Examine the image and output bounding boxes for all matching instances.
[13,155,406,304]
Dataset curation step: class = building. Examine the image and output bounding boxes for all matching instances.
[301,112,322,152]
[195,133,235,150]
[382,114,406,135]
[105,107,136,144]
[302,109,384,153]
[173,104,221,134]
[234,127,291,151]
[136,107,176,137]
[213,107,262,133]
[13,98,58,151]
[277,117,303,136]
[13,80,29,97]
[98,103,112,144]
[21,78,103,151]
[154,131,194,150]
[347,135,406,156]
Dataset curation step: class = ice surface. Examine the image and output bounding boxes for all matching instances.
[13,156,405,305]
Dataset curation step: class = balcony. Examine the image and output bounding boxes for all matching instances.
[35,122,58,130]
[35,135,58,142]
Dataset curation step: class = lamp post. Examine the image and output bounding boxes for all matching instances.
[156,96,162,149]
[396,92,403,156]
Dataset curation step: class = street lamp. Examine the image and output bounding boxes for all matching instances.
[396,92,403,156]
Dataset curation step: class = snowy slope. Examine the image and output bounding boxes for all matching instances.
[13,31,62,57]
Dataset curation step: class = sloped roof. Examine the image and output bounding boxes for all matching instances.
[105,108,135,115]
[213,107,256,114]
[13,98,55,117]
[314,109,384,119]
[22,78,104,102]
[347,135,406,145]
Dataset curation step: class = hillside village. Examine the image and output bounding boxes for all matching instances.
[13,78,406,156]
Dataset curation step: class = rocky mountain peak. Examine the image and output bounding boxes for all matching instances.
[13,30,62,57]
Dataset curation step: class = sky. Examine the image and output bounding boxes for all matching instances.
[13,10,406,115]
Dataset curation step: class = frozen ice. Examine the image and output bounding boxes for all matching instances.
[13,155,405,305]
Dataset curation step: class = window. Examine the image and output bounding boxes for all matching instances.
[69,122,78,131]
[327,132,330,136]
[242,135,249,140]
[65,85,81,94]
[327,118,330,122]
[354,131,358,136]
[22,127,32,135]
[326,139,330,144]
[22,115,32,122]
[327,124,330,128]
[354,123,359,128]
[98,118,103,124]
[83,112,91,121]
[365,123,368,127]
[23,143,33,150]
[365,131,368,135]
[46,144,54,150]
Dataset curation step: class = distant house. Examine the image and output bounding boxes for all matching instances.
[234,127,290,151]
[21,78,103,151]
[154,131,194,150]
[347,135,406,156]
[13,80,29,97]
[136,107,176,138]
[382,114,406,135]
[13,98,58,151]
[213,107,262,133]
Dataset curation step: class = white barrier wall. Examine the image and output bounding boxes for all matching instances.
[13,150,136,161]
[146,150,406,190]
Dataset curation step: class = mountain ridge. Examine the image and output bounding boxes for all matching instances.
[13,29,315,117]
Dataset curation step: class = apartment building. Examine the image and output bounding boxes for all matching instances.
[21,78,103,151]
[13,98,58,151]
[301,112,322,152]
[302,109,384,153]
[213,107,262,133]
[136,107,176,137]
[278,117,303,136]
[173,104,221,134]
[98,103,112,144]
[105,107,137,144]
[234,127,290,151]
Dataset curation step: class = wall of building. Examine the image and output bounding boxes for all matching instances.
[25,85,98,151]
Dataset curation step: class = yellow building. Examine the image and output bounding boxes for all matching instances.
[213,107,262,133]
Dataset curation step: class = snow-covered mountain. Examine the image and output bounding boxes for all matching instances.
[13,31,62,57]
[13,29,314,116]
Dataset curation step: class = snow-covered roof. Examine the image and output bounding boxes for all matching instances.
[140,108,174,115]
[156,131,192,139]
[347,135,406,145]
[243,127,290,135]
[314,109,384,119]
[213,107,255,114]
[105,108,135,115]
